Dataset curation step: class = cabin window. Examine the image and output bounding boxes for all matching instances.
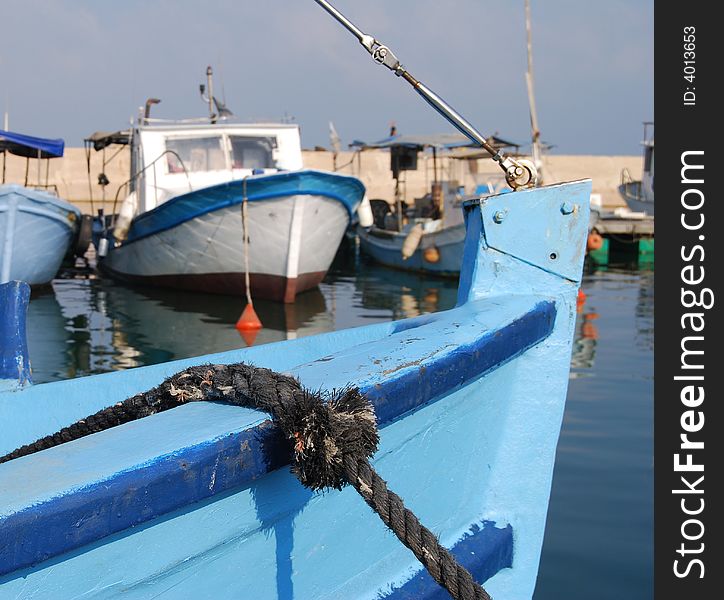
[230,136,276,170]
[644,146,653,173]
[165,137,226,173]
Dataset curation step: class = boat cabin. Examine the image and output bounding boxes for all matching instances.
[128,122,304,214]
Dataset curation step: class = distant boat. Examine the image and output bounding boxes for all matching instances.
[0,130,81,285]
[354,134,516,275]
[359,218,466,275]
[0,178,591,599]
[620,122,654,216]
[92,69,366,303]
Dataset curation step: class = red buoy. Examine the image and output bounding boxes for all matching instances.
[587,231,603,251]
[236,303,263,331]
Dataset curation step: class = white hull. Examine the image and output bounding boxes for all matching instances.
[102,194,349,302]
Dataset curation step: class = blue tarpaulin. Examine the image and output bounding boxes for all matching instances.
[0,130,64,158]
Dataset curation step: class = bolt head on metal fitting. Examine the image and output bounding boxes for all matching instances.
[560,201,577,215]
[493,210,507,223]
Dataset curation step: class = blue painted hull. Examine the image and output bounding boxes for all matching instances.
[358,223,464,275]
[0,185,80,285]
[0,180,592,599]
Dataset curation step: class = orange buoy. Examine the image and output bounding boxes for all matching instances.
[236,303,262,346]
[423,246,440,264]
[587,231,603,251]
[236,303,263,331]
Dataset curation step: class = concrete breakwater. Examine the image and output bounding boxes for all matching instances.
[1,148,637,214]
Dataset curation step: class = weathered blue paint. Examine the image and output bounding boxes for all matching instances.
[0,185,81,285]
[0,298,553,575]
[124,169,365,244]
[0,180,592,600]
[478,180,591,282]
[383,522,514,599]
[0,280,32,389]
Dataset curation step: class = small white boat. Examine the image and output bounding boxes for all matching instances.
[95,74,365,303]
[0,131,81,286]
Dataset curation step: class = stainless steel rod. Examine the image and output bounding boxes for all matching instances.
[312,0,537,188]
[315,0,367,43]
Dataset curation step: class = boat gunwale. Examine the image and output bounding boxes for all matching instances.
[0,297,557,576]
[117,169,365,246]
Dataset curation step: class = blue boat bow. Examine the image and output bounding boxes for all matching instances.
[0,180,591,599]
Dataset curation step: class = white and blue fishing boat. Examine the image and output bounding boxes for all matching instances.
[93,69,365,304]
[0,131,81,286]
[0,3,591,598]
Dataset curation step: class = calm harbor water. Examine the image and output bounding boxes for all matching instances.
[26,247,653,599]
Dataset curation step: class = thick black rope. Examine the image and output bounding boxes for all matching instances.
[0,363,491,600]
[344,456,492,600]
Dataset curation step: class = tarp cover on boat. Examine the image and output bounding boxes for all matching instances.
[0,130,64,158]
[84,130,131,151]
[351,133,523,156]
[350,133,474,150]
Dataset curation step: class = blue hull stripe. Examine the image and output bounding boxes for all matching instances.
[0,301,555,577]
[382,522,514,599]
[124,170,365,245]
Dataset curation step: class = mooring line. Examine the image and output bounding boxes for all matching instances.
[0,363,491,600]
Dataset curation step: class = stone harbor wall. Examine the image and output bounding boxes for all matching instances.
[2,147,640,214]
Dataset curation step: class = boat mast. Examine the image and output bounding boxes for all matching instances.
[525,0,544,184]
[2,111,6,183]
[313,0,537,190]
[207,66,216,123]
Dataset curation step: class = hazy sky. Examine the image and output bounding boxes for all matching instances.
[1,0,652,155]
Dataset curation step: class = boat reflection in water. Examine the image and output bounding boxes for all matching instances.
[325,246,459,322]
[25,253,464,385]
[26,278,331,384]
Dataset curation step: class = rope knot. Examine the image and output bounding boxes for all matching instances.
[277,387,379,491]
[0,361,491,599]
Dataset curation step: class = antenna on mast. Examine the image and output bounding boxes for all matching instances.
[525,0,544,184]
[200,66,233,123]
